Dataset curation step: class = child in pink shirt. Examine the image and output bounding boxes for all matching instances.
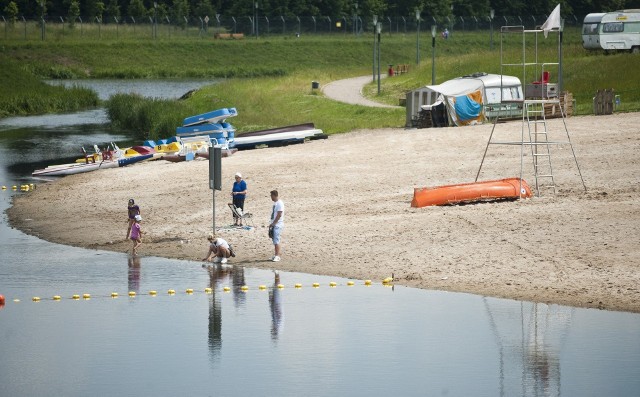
[130,214,143,255]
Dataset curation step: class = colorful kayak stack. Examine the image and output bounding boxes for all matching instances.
[177,107,237,148]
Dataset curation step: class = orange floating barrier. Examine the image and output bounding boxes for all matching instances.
[411,178,532,208]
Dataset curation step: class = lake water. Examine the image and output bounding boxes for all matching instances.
[1,80,639,396]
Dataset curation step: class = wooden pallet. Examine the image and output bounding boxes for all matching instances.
[543,92,574,118]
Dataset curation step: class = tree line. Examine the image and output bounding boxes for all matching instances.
[2,0,638,25]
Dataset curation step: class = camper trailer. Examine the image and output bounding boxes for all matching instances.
[582,9,640,53]
[406,73,523,128]
[582,13,606,50]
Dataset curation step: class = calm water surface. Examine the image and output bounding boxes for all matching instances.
[1,80,639,396]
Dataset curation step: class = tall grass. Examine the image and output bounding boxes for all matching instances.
[0,58,99,117]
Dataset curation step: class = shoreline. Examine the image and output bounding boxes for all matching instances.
[8,113,640,313]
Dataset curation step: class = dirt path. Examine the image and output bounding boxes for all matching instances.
[321,75,400,108]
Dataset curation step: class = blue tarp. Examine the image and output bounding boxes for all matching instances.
[454,95,482,121]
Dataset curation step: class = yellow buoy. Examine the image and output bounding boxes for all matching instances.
[277,284,285,289]
[259,285,267,290]
[167,289,176,295]
[72,294,80,300]
[347,281,355,286]
[312,282,320,288]
[294,283,302,288]
[149,290,157,296]
[223,286,231,292]
[185,288,194,294]
[12,186,17,190]
[32,297,41,302]
[329,282,337,287]
[128,291,136,297]
[52,295,61,301]
[382,277,394,284]
[111,292,119,298]
[364,280,372,286]
[1,186,6,190]
[241,285,249,291]
[204,287,213,294]
[83,293,91,299]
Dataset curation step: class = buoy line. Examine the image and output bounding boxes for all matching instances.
[1,183,36,192]
[3,278,396,305]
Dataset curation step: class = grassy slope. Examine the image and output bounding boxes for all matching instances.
[1,28,638,134]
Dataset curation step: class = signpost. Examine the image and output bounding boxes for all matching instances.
[208,146,222,233]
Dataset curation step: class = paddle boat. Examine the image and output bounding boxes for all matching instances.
[182,107,238,127]
[411,178,532,208]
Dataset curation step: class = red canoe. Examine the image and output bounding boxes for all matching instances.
[411,178,532,208]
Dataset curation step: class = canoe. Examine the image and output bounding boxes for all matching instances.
[233,128,325,150]
[182,107,238,127]
[411,178,532,208]
[32,154,153,177]
[117,154,154,166]
[238,123,316,137]
[32,160,118,177]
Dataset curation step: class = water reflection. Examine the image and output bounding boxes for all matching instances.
[485,298,574,397]
[204,263,228,356]
[269,271,284,342]
[127,255,141,292]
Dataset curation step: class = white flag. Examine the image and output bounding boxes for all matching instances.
[541,4,561,38]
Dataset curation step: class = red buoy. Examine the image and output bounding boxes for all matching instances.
[0,294,5,306]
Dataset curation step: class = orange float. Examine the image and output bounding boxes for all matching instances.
[411,178,532,208]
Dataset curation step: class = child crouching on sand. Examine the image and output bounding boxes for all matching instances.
[130,214,143,256]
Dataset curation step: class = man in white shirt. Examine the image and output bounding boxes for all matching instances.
[269,190,285,262]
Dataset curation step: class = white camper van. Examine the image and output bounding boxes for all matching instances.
[582,13,606,50]
[583,9,640,53]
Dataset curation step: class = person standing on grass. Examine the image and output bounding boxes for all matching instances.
[231,172,247,226]
[130,214,143,256]
[268,190,284,262]
[127,198,140,239]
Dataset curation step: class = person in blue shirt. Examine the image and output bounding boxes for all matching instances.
[231,172,248,226]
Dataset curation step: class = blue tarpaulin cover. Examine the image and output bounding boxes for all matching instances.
[454,95,482,121]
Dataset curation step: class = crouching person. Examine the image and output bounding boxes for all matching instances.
[202,233,235,264]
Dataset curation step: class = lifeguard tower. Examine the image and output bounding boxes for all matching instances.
[476,13,587,197]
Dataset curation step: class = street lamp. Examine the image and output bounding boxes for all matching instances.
[490,9,494,50]
[372,15,377,81]
[354,2,358,36]
[377,22,382,94]
[559,18,565,93]
[415,9,421,65]
[254,2,259,38]
[153,2,157,39]
[431,25,436,85]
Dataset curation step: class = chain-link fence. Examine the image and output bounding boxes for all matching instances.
[0,14,586,41]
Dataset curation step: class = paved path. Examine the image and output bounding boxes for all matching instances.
[321,75,400,108]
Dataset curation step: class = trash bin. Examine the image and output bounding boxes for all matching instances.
[311,81,319,89]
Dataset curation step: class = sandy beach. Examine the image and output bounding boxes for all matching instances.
[8,112,640,312]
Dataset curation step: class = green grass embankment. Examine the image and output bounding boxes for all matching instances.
[0,58,99,118]
[1,28,639,139]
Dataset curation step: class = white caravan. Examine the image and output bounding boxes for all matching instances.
[582,13,606,50]
[584,9,640,53]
